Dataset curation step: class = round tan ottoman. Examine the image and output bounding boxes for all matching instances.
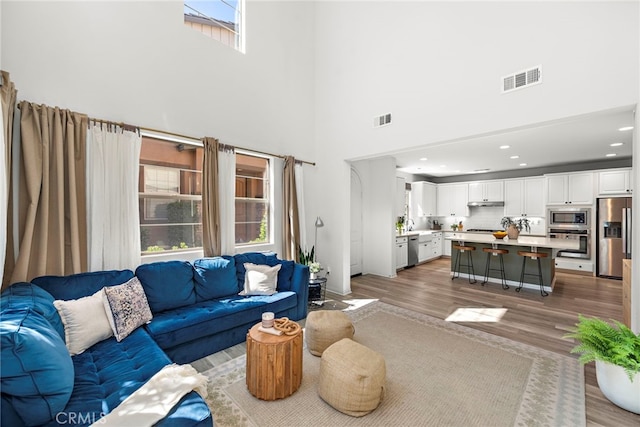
[305,310,355,356]
[318,338,386,417]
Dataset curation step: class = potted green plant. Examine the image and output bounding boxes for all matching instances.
[565,315,640,414]
[500,216,531,239]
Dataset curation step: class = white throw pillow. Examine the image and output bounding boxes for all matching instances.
[239,263,281,296]
[53,289,113,355]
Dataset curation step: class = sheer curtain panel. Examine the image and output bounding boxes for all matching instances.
[6,101,88,284]
[0,71,17,289]
[218,144,236,254]
[87,123,142,271]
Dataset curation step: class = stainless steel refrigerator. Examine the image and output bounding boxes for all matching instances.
[597,197,632,278]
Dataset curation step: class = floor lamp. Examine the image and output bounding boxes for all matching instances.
[314,216,324,262]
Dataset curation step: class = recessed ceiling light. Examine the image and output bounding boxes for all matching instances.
[519,163,527,166]
[510,155,519,159]
[440,165,446,168]
[606,153,617,157]
[610,142,624,147]
[499,145,510,149]
[618,126,634,132]
[420,157,427,161]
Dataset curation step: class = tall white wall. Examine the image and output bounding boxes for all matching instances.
[313,1,639,294]
[0,1,316,161]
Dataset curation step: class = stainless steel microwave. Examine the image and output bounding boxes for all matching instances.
[548,208,590,229]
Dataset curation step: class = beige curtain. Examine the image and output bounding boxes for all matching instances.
[4,101,88,284]
[1,71,17,290]
[283,156,300,261]
[202,137,221,257]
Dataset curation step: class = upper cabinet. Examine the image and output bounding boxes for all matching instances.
[396,177,406,217]
[410,181,437,218]
[546,172,594,205]
[437,183,469,217]
[504,177,545,217]
[468,180,504,202]
[598,168,633,195]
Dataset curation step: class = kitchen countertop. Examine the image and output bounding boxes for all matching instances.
[396,229,443,238]
[444,232,580,250]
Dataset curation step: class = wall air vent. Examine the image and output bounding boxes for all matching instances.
[502,65,542,93]
[373,113,392,128]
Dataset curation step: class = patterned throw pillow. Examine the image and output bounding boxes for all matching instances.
[239,263,281,296]
[102,277,153,342]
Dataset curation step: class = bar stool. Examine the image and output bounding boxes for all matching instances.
[452,244,477,284]
[516,250,549,297]
[481,248,509,290]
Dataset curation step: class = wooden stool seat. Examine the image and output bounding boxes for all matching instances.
[517,251,548,259]
[482,248,509,289]
[483,248,509,255]
[516,251,548,296]
[451,245,476,283]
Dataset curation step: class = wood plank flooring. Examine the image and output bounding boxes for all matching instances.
[341,258,639,426]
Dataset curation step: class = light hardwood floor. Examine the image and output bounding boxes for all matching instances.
[341,257,639,426]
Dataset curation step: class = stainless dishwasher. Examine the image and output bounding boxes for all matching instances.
[408,235,419,267]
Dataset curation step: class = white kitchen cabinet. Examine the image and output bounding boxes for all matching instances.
[418,240,431,263]
[396,177,406,217]
[417,232,442,263]
[395,236,408,269]
[504,177,545,217]
[468,180,504,202]
[545,172,594,205]
[431,232,443,258]
[410,181,437,218]
[442,232,453,256]
[437,183,469,217]
[598,168,633,195]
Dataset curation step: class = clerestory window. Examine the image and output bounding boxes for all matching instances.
[184,0,245,53]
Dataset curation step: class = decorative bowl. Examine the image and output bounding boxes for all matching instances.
[492,231,508,239]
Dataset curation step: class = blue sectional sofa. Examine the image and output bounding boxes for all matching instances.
[1,252,309,427]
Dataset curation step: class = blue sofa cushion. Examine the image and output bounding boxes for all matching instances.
[1,307,74,426]
[193,256,239,301]
[136,261,197,313]
[146,292,297,349]
[32,270,134,301]
[39,327,210,427]
[0,282,64,340]
[234,252,295,292]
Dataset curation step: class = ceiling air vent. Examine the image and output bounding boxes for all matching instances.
[502,65,542,93]
[373,113,392,128]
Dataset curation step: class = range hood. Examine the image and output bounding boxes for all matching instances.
[468,201,505,207]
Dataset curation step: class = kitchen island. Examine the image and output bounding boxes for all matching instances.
[444,233,580,293]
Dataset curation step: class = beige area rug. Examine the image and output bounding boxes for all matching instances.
[201,301,585,427]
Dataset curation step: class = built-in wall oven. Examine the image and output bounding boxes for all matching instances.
[548,208,591,259]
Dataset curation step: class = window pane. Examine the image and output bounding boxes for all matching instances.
[235,153,270,245]
[140,136,203,253]
[184,0,244,53]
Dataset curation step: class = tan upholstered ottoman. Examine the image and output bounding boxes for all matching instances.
[318,338,386,417]
[305,310,355,356]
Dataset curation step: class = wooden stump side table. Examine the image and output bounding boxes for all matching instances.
[245,322,303,400]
